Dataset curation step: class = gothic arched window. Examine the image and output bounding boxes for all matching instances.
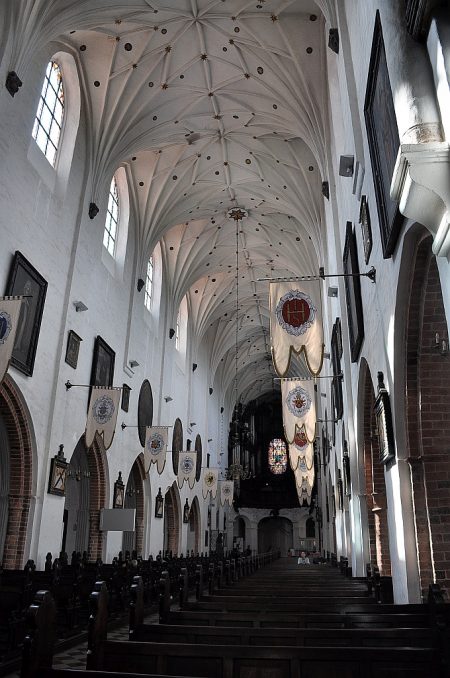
[103,176,119,256]
[32,61,65,166]
[268,438,287,475]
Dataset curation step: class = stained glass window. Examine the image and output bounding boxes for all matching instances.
[268,438,287,475]
[32,61,65,166]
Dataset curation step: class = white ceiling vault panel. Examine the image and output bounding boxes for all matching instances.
[8,0,331,407]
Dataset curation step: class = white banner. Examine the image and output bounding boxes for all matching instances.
[287,423,313,470]
[289,442,314,472]
[281,379,316,444]
[177,451,197,490]
[295,462,315,506]
[219,480,234,507]
[202,468,218,499]
[144,426,168,474]
[85,386,121,451]
[0,296,23,384]
[270,282,323,377]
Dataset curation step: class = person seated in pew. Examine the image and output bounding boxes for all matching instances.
[297,551,310,565]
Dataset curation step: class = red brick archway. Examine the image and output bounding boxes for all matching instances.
[406,232,450,597]
[87,434,107,561]
[360,360,391,575]
[0,376,33,569]
[164,482,180,555]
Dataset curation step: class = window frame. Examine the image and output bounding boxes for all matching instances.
[144,256,154,311]
[32,61,65,167]
[103,176,120,257]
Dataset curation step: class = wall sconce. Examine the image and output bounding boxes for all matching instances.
[164,396,173,403]
[209,387,214,395]
[169,328,175,339]
[328,287,338,298]
[208,438,213,442]
[137,278,145,292]
[129,359,139,369]
[192,363,198,372]
[73,301,88,312]
[189,422,196,428]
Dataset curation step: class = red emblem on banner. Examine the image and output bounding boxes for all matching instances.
[281,297,311,328]
[294,428,308,448]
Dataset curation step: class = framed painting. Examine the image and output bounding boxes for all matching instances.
[65,330,82,369]
[331,318,343,420]
[359,196,373,265]
[90,336,115,388]
[343,222,364,362]
[113,472,125,508]
[364,11,404,258]
[5,251,48,376]
[121,383,131,412]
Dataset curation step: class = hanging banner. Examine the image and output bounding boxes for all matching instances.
[219,480,234,507]
[202,468,218,499]
[281,379,316,444]
[144,426,168,474]
[177,451,197,490]
[288,424,314,470]
[269,282,324,377]
[0,296,23,384]
[295,462,315,506]
[85,386,121,451]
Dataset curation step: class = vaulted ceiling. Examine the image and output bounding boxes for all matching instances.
[6,0,333,406]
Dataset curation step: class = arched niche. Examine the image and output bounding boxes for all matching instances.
[257,516,293,556]
[123,455,145,557]
[186,495,201,555]
[0,376,34,568]
[172,418,183,475]
[163,481,181,556]
[62,434,107,562]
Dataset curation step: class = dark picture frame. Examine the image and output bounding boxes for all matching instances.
[113,472,125,508]
[374,371,396,465]
[90,336,115,388]
[364,11,404,258]
[183,499,190,524]
[48,445,68,497]
[359,196,373,265]
[155,488,164,518]
[65,330,82,369]
[331,318,343,420]
[343,222,364,362]
[121,384,131,412]
[5,251,48,376]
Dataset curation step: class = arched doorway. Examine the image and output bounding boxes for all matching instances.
[163,482,181,555]
[405,232,450,597]
[258,516,293,555]
[122,455,145,557]
[62,434,107,561]
[186,496,200,555]
[360,360,391,575]
[0,376,34,568]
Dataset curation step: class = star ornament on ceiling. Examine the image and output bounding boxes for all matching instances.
[227,207,248,221]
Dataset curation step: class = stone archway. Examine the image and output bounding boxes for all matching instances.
[257,516,293,555]
[123,455,145,557]
[405,232,450,597]
[360,360,391,575]
[0,376,34,568]
[163,482,181,556]
[63,434,107,562]
[186,496,200,555]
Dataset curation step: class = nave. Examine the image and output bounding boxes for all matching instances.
[12,554,450,678]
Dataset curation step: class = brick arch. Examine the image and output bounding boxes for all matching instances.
[163,482,181,555]
[360,360,391,575]
[123,454,145,557]
[187,496,201,555]
[86,434,108,561]
[406,232,450,597]
[0,376,34,568]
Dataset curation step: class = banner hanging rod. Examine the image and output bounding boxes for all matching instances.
[65,381,123,391]
[257,266,376,283]
[273,374,341,381]
[121,423,173,430]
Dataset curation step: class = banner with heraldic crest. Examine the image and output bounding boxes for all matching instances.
[288,423,314,471]
[85,386,121,451]
[269,282,324,377]
[177,451,197,489]
[144,426,168,474]
[281,378,316,445]
[202,468,218,499]
[219,480,234,507]
[0,296,23,384]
